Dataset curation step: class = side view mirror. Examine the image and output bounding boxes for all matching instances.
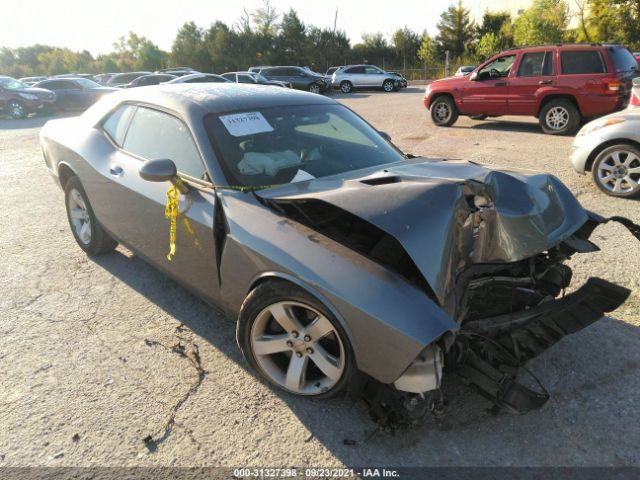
[470,72,478,81]
[139,158,177,182]
[378,131,391,142]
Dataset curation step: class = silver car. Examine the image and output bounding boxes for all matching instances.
[570,109,640,198]
[331,65,399,93]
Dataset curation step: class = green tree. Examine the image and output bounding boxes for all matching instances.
[436,0,475,58]
[512,0,570,46]
[279,9,308,65]
[171,22,211,71]
[252,0,279,36]
[392,26,421,69]
[417,32,437,65]
[476,32,501,60]
[478,11,513,49]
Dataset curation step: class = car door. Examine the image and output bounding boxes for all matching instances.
[363,66,385,87]
[460,54,516,115]
[64,81,86,109]
[344,66,365,86]
[508,50,555,115]
[89,104,220,301]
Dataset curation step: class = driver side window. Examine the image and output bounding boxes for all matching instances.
[478,54,516,79]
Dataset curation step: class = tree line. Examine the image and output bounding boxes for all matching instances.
[2,0,639,79]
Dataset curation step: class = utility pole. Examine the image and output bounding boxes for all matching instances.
[445,50,450,77]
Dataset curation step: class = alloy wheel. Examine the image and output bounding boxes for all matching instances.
[383,81,394,92]
[250,301,345,395]
[340,82,352,93]
[67,188,92,245]
[545,106,569,131]
[596,149,640,195]
[434,102,451,123]
[309,83,321,94]
[9,102,25,119]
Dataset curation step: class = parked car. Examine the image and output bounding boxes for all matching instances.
[0,76,56,119]
[106,72,152,88]
[454,65,476,76]
[635,52,640,63]
[331,65,400,93]
[628,76,640,110]
[122,74,177,88]
[166,73,229,84]
[425,44,639,135]
[388,71,408,88]
[19,76,47,87]
[570,109,640,197]
[33,78,116,111]
[221,71,291,88]
[40,83,632,418]
[260,66,328,94]
[94,73,116,86]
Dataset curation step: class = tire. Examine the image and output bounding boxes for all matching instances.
[340,81,353,94]
[591,144,640,198]
[238,279,355,398]
[382,80,395,92]
[539,99,580,135]
[308,83,322,94]
[64,176,118,255]
[430,95,459,127]
[8,100,26,119]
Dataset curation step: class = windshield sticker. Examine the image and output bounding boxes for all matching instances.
[219,111,274,137]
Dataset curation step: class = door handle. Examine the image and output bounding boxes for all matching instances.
[539,80,552,85]
[109,165,123,177]
[495,82,507,87]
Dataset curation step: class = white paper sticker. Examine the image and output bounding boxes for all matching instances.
[219,111,274,137]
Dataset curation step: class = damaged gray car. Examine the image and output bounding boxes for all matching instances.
[41,84,639,421]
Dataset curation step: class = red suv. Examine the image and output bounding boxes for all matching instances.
[424,44,638,135]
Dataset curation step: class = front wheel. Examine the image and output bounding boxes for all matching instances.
[238,280,355,398]
[382,80,395,92]
[8,100,26,119]
[539,99,580,135]
[308,82,322,94]
[64,176,118,255]
[430,96,459,127]
[592,144,640,198]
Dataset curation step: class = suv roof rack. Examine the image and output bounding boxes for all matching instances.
[506,42,624,51]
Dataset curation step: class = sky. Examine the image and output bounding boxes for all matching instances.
[3,0,534,56]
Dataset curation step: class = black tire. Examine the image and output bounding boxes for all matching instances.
[339,81,353,94]
[430,95,459,127]
[539,99,580,135]
[64,176,118,255]
[591,144,640,198]
[8,100,26,119]
[382,79,395,92]
[237,279,355,399]
[308,82,322,94]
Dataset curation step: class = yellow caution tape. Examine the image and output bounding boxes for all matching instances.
[165,179,183,261]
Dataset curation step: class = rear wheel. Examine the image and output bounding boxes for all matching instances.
[539,99,580,135]
[592,144,640,198]
[340,81,353,94]
[430,96,459,127]
[8,100,26,119]
[238,280,355,398]
[64,176,118,255]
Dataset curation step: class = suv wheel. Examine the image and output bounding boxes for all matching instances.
[309,83,321,94]
[8,100,26,119]
[592,144,640,198]
[340,81,353,94]
[539,99,580,135]
[430,96,458,127]
[382,80,395,92]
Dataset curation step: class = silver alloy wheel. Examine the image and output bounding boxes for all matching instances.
[383,81,394,92]
[433,101,451,123]
[545,106,570,130]
[596,149,640,195]
[309,83,321,94]
[250,301,345,395]
[9,101,24,119]
[340,82,351,93]
[67,188,92,245]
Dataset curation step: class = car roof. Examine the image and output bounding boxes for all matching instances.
[85,83,337,121]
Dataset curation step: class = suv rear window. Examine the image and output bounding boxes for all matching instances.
[608,46,638,73]
[561,51,606,74]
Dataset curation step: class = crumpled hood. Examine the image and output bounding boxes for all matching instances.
[258,158,589,309]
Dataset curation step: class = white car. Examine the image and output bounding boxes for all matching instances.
[570,109,640,197]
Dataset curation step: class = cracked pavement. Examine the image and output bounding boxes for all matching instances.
[1,89,639,467]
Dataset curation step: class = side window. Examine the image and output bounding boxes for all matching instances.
[222,73,235,82]
[364,66,381,74]
[561,51,606,74]
[238,74,254,83]
[345,66,365,74]
[478,54,516,78]
[102,104,136,146]
[122,107,205,178]
[517,52,553,76]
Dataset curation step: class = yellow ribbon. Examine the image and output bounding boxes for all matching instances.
[165,179,182,261]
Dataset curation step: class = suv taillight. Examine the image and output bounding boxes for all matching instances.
[603,78,622,93]
[631,91,640,107]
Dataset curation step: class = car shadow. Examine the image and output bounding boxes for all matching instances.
[89,249,640,466]
[0,112,76,130]
[461,118,547,135]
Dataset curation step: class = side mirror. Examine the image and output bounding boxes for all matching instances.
[378,131,391,142]
[470,72,478,81]
[139,158,177,182]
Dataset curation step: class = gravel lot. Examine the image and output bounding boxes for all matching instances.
[1,88,639,468]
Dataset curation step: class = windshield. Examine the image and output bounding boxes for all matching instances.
[609,46,638,73]
[75,78,101,88]
[205,104,404,188]
[0,78,26,90]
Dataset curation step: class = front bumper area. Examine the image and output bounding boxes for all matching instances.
[570,134,605,173]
